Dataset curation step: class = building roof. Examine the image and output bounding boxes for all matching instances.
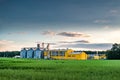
[71,52,83,54]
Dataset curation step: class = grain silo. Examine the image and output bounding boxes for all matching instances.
[34,48,43,59]
[27,48,34,58]
[20,48,27,58]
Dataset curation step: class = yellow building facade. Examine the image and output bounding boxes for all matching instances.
[45,49,88,60]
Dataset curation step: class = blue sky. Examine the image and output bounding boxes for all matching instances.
[0,0,120,51]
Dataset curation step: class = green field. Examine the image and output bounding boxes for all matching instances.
[0,58,120,80]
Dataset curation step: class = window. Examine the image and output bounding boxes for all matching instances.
[59,51,65,56]
[51,51,58,56]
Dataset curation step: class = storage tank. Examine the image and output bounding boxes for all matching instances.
[34,48,44,59]
[20,48,27,58]
[27,48,34,58]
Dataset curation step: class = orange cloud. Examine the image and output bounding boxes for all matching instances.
[0,40,22,51]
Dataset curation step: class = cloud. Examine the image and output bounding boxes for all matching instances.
[94,20,109,23]
[7,32,27,35]
[107,30,120,43]
[74,40,90,43]
[42,31,90,38]
[110,10,118,14]
[43,42,57,45]
[17,32,27,34]
[0,40,14,51]
[0,40,14,45]
[103,25,111,29]
[59,40,90,44]
[8,33,13,35]
[58,43,112,51]
[109,9,120,16]
[0,40,23,51]
[57,32,90,37]
[42,31,56,36]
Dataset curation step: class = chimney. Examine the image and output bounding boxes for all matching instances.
[46,43,50,50]
[37,44,40,48]
[42,42,44,49]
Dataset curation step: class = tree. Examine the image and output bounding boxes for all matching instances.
[107,43,120,59]
[111,43,120,51]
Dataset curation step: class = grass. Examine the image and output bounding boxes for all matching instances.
[0,58,120,80]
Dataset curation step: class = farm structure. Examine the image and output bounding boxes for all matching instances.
[20,43,88,60]
[49,49,87,60]
[20,44,44,59]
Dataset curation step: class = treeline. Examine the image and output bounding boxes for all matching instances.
[75,50,106,54]
[84,51,106,54]
[0,51,20,57]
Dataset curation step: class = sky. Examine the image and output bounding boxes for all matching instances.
[0,0,120,51]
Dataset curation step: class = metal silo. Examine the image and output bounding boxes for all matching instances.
[27,48,34,58]
[20,48,27,58]
[34,48,44,59]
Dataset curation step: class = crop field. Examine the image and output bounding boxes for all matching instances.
[0,58,120,80]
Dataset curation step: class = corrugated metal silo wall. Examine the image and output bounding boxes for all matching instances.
[20,49,27,58]
[34,49,41,59]
[34,48,44,59]
[27,48,34,58]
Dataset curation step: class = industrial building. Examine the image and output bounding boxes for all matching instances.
[20,43,88,60]
[50,49,87,60]
[20,44,44,59]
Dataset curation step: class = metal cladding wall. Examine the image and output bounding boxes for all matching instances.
[20,48,27,58]
[34,48,44,59]
[27,48,34,58]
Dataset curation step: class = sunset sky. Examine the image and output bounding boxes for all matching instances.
[0,0,120,51]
